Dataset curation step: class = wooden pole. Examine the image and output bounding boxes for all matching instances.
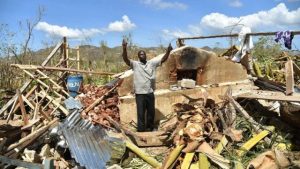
[11,64,115,75]
[77,46,80,70]
[63,37,67,68]
[178,31,300,41]
[285,60,294,95]
[16,89,29,126]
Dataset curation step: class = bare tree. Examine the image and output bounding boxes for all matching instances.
[20,6,45,63]
[0,6,45,63]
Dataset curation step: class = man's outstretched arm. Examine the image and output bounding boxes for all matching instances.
[122,39,131,66]
[161,43,173,64]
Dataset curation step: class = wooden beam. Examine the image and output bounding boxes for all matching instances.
[5,95,19,123]
[0,81,31,116]
[17,90,29,126]
[178,31,300,40]
[6,118,58,152]
[40,91,69,115]
[35,70,70,96]
[285,60,294,95]
[293,62,300,77]
[0,41,63,115]
[77,46,80,70]
[235,90,300,102]
[11,64,115,75]
[41,42,63,66]
[12,86,37,114]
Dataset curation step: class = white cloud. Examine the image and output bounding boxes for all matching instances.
[198,3,300,33]
[35,15,136,39]
[107,15,136,32]
[229,0,243,7]
[141,0,187,10]
[162,3,300,39]
[162,29,191,40]
[35,22,104,39]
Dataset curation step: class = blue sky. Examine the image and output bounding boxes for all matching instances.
[0,0,300,50]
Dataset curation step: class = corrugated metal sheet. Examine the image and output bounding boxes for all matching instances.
[60,110,121,169]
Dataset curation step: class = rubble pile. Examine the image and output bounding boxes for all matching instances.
[1,36,300,169]
[79,84,120,127]
[137,93,300,169]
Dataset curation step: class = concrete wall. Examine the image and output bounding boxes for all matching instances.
[118,81,256,127]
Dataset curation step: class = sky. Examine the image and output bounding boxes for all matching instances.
[0,0,300,50]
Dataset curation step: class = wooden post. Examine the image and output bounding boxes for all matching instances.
[17,89,29,126]
[63,37,67,68]
[285,60,294,95]
[76,46,80,70]
[66,44,69,68]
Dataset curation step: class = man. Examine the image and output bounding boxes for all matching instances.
[122,39,173,132]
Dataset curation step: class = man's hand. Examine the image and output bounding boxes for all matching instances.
[122,39,127,49]
[122,39,130,66]
[161,43,173,63]
[167,43,173,52]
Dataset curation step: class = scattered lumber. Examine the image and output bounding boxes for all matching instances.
[235,90,300,102]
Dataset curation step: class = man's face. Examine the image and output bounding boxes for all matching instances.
[138,51,147,63]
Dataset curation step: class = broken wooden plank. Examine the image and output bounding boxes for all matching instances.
[21,95,35,110]
[6,118,58,152]
[12,86,37,115]
[5,94,19,123]
[285,60,294,95]
[0,81,31,116]
[0,41,63,116]
[40,91,69,115]
[293,62,300,76]
[235,90,300,102]
[229,95,266,132]
[35,70,70,96]
[16,90,29,126]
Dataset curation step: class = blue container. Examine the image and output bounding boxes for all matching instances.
[67,74,83,97]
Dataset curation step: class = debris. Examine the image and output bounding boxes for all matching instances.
[162,144,184,169]
[237,128,273,157]
[1,35,300,169]
[247,149,291,169]
[181,152,194,169]
[125,141,162,168]
[197,142,230,169]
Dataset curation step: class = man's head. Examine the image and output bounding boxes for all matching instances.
[138,50,147,63]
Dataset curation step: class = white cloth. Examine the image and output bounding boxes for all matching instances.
[232,26,253,62]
